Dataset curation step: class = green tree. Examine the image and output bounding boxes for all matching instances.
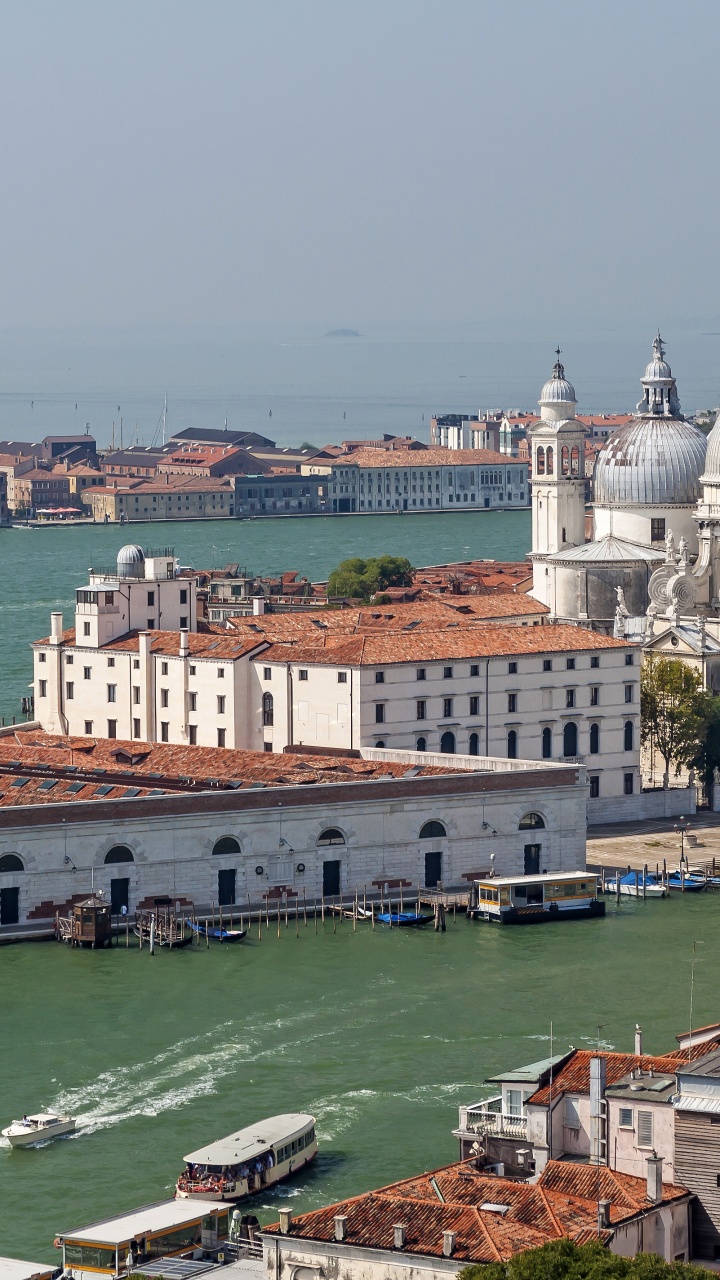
[327,555,414,601]
[459,1239,707,1280]
[690,693,720,788]
[640,655,713,784]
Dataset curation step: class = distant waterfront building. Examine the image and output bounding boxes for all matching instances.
[87,475,236,521]
[329,447,528,513]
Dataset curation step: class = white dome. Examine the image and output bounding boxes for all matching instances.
[117,544,145,579]
[644,357,673,381]
[702,411,720,483]
[539,357,576,406]
[594,417,706,506]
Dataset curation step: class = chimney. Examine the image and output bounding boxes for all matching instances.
[646,1152,663,1204]
[50,612,64,645]
[334,1215,347,1242]
[393,1224,407,1250]
[597,1201,611,1231]
[443,1231,456,1258]
[635,1024,643,1056]
[278,1208,292,1235]
[589,1056,607,1166]
[179,629,189,658]
[253,596,266,616]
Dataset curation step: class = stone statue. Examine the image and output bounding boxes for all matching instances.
[665,528,676,561]
[678,534,689,567]
[713,766,720,787]
[645,613,655,639]
[615,585,630,616]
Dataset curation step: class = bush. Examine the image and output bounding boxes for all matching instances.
[459,1240,707,1280]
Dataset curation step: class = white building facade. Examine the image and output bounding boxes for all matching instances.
[329,448,528,513]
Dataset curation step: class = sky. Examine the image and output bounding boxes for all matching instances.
[0,0,718,333]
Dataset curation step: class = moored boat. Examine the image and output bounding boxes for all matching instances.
[604,873,666,898]
[376,911,433,927]
[186,919,247,942]
[2,1112,77,1147]
[470,871,605,924]
[176,1113,317,1202]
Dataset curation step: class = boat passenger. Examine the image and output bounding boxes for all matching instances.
[266,1151,274,1169]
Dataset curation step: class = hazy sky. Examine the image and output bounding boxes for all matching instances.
[1,0,719,330]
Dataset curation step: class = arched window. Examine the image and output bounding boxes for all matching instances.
[104,845,134,865]
[546,446,554,475]
[536,446,545,476]
[624,720,634,751]
[542,726,552,759]
[561,445,570,476]
[262,692,274,727]
[420,821,446,839]
[440,731,456,754]
[318,828,345,846]
[416,736,427,752]
[563,721,578,757]
[469,732,479,756]
[571,445,580,476]
[375,740,386,748]
[519,812,545,830]
[213,836,241,857]
[589,723,600,755]
[507,729,518,759]
[0,853,23,872]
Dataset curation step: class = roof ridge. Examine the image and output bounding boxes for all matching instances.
[472,1205,504,1262]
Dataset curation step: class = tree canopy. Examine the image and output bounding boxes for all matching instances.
[327,555,414,601]
[459,1239,707,1280]
[640,655,713,782]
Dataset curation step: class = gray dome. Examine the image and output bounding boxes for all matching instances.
[116,544,145,579]
[539,357,576,406]
[594,417,707,506]
[645,357,673,381]
[702,411,720,483]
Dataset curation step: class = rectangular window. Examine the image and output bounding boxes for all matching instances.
[566,657,575,670]
[84,720,93,734]
[506,1089,522,1117]
[264,741,273,752]
[591,655,600,668]
[189,692,197,711]
[217,667,225,678]
[443,666,453,679]
[217,727,226,747]
[133,659,140,669]
[38,679,47,697]
[133,718,141,738]
[651,517,666,542]
[83,666,91,680]
[107,684,117,703]
[147,591,155,605]
[337,671,347,683]
[508,693,517,713]
[589,776,600,798]
[180,588,188,604]
[83,621,91,636]
[107,719,117,738]
[470,696,479,716]
[543,658,552,671]
[566,688,575,708]
[375,704,385,724]
[508,661,517,675]
[159,688,169,708]
[38,652,46,663]
[624,772,634,795]
[107,656,115,668]
[189,665,196,675]
[131,686,139,704]
[264,667,272,680]
[66,681,74,699]
[625,654,634,666]
[625,684,634,703]
[160,721,169,742]
[188,724,197,744]
[443,697,453,718]
[217,696,226,714]
[299,670,308,681]
[416,700,426,720]
[470,664,479,677]
[619,1107,633,1128]
[65,654,73,665]
[590,686,599,706]
[637,1110,653,1147]
[180,616,188,628]
[147,618,154,630]
[416,668,426,681]
[375,671,385,684]
[161,661,168,675]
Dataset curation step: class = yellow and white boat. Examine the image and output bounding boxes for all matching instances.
[176,1112,317,1201]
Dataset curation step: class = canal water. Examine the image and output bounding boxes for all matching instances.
[0,509,531,722]
[1,893,719,1263]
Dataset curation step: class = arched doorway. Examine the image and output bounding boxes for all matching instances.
[440,731,456,754]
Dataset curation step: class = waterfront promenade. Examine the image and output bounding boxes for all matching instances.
[587,811,720,872]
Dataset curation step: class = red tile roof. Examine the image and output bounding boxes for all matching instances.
[263,1160,688,1262]
[33,629,264,659]
[528,1045,720,1106]
[337,448,520,469]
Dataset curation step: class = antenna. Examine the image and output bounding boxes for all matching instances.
[162,394,168,446]
[688,940,704,1059]
[548,1020,553,1161]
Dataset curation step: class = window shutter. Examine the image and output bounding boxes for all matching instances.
[637,1110,653,1147]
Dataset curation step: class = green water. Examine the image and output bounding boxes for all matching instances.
[2,895,719,1264]
[0,509,531,722]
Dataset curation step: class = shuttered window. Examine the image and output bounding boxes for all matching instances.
[619,1107,633,1128]
[637,1110,653,1147]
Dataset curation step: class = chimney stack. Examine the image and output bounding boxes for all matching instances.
[393,1224,407,1250]
[635,1024,643,1056]
[50,612,64,645]
[253,596,266,616]
[443,1231,457,1258]
[646,1152,663,1204]
[589,1056,607,1166]
[179,629,189,658]
[278,1208,292,1235]
[334,1215,348,1242]
[597,1201,611,1231]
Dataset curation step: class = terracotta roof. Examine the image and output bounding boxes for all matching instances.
[33,629,264,659]
[262,1159,688,1262]
[0,733,468,808]
[528,1045,720,1106]
[258,624,629,668]
[226,599,548,644]
[334,448,519,469]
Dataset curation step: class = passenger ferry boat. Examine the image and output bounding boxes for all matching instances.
[176,1112,317,1202]
[470,871,604,925]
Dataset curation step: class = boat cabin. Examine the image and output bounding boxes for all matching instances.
[54,1198,228,1278]
[471,871,604,925]
[177,1113,317,1202]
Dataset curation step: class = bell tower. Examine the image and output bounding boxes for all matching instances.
[530,351,587,556]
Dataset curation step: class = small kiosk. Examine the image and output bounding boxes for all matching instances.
[470,871,604,925]
[55,895,112,948]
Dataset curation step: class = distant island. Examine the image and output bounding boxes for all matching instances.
[325,328,361,338]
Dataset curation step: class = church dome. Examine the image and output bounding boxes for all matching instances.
[701,411,720,484]
[540,354,576,406]
[594,335,706,506]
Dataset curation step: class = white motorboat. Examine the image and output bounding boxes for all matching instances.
[176,1112,317,1201]
[605,876,666,898]
[1,1112,77,1147]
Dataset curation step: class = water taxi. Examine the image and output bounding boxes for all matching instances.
[176,1112,317,1202]
[470,871,605,925]
[2,1112,76,1147]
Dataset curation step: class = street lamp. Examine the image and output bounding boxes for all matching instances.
[674,815,691,867]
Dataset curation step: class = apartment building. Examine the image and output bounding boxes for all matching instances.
[87,476,236,521]
[233,473,329,515]
[329,448,528,513]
